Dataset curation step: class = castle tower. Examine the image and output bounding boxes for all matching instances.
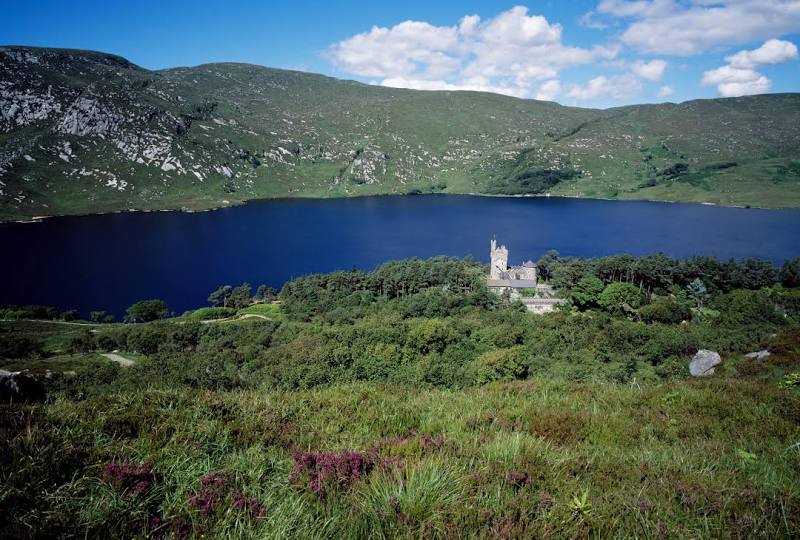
[490,238,508,279]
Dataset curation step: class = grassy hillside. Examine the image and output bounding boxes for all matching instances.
[1,46,800,219]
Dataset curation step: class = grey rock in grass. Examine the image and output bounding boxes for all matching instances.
[689,350,721,377]
[744,350,771,360]
[0,370,47,403]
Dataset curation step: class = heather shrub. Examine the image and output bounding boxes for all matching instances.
[102,459,157,497]
[528,408,588,444]
[290,449,382,497]
[186,471,265,521]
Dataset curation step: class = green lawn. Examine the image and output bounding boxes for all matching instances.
[238,303,284,319]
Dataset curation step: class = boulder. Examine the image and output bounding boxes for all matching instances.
[744,350,771,360]
[689,350,721,377]
[0,370,47,403]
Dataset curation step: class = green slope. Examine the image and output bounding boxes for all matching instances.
[2,45,800,219]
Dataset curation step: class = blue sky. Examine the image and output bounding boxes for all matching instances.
[2,1,799,108]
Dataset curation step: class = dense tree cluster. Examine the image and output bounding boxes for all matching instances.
[280,257,489,320]
[0,305,64,321]
[208,282,277,309]
[16,256,789,393]
[3,256,799,392]
[540,252,791,295]
[125,299,169,323]
[547,254,800,321]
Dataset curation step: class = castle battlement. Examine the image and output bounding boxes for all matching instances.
[489,238,536,285]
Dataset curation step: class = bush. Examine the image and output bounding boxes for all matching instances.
[69,329,96,353]
[351,342,405,382]
[0,304,60,320]
[780,257,800,288]
[598,282,644,314]
[0,334,44,359]
[569,275,604,310]
[406,319,458,355]
[95,334,118,351]
[639,298,692,324]
[474,346,528,384]
[126,324,169,355]
[712,289,784,328]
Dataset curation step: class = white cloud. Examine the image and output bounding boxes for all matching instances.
[657,85,674,98]
[379,76,528,97]
[631,59,667,80]
[701,65,772,97]
[328,6,619,98]
[566,57,668,104]
[702,65,763,86]
[595,1,800,55]
[535,79,562,101]
[715,78,772,97]
[726,38,799,68]
[567,74,643,100]
[702,38,798,97]
[328,21,459,79]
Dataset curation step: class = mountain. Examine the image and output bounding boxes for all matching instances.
[2,45,800,220]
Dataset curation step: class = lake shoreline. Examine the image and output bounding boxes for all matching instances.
[1,190,790,225]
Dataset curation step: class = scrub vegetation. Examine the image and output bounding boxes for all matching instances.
[2,255,800,538]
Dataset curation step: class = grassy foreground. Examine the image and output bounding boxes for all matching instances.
[2,371,799,539]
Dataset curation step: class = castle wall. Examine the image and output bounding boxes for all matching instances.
[490,239,508,280]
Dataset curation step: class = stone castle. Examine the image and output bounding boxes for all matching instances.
[487,238,566,314]
[488,239,537,284]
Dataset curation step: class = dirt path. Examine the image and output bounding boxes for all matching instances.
[101,352,136,367]
[200,313,270,324]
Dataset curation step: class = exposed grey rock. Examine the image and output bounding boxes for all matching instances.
[689,349,721,377]
[745,350,771,360]
[56,96,122,136]
[0,369,46,403]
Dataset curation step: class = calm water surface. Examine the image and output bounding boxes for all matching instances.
[2,195,800,316]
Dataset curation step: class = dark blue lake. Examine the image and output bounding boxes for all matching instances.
[2,195,800,317]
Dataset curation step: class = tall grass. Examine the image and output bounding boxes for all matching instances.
[2,368,799,538]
